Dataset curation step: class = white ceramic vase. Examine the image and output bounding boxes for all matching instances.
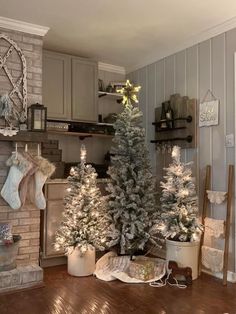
[166,239,200,280]
[67,246,96,277]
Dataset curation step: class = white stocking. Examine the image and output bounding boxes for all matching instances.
[1,152,32,210]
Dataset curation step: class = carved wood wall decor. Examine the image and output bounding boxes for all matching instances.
[0,34,27,124]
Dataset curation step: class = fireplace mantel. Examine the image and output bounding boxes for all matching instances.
[0,131,48,142]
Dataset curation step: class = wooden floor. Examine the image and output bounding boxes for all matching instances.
[0,265,236,314]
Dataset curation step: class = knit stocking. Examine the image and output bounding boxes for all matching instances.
[1,152,32,209]
[29,156,55,209]
[19,152,38,208]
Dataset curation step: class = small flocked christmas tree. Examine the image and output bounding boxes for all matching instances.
[55,144,119,255]
[106,80,157,255]
[157,145,202,242]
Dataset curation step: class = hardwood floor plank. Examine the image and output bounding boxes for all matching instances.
[0,265,235,314]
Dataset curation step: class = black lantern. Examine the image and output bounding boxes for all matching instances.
[28,103,47,132]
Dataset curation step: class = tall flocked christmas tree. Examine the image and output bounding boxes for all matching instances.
[158,145,202,242]
[106,80,157,255]
[55,144,119,255]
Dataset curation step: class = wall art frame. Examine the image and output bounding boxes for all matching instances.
[0,33,27,127]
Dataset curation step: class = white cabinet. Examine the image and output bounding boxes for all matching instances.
[43,51,98,122]
[72,58,97,122]
[43,51,71,120]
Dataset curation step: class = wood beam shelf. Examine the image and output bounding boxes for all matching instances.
[151,135,193,144]
[98,91,122,103]
[98,91,122,98]
[0,131,48,142]
[47,130,113,139]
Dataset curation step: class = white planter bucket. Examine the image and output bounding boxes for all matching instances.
[67,246,95,277]
[166,239,200,280]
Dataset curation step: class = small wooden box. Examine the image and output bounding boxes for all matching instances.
[42,140,59,149]
[51,162,65,179]
[42,150,62,162]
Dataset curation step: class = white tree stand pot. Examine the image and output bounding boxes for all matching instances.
[67,247,95,277]
[166,239,200,280]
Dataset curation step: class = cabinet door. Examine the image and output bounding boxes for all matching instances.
[43,51,71,120]
[44,183,68,258]
[45,200,64,257]
[71,58,98,122]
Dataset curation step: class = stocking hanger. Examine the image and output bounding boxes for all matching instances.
[24,144,40,155]
[14,142,18,158]
[37,144,41,156]
[14,143,41,156]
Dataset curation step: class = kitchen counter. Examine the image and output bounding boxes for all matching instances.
[46,178,67,184]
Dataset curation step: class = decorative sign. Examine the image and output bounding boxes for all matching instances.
[0,33,27,134]
[199,100,219,127]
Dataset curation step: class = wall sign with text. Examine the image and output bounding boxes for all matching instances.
[199,100,219,127]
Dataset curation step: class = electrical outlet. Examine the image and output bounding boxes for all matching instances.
[225,134,234,147]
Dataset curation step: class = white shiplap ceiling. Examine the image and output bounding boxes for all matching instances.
[0,0,236,72]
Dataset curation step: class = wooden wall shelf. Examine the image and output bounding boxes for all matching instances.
[98,91,122,103]
[152,115,192,127]
[98,91,122,98]
[151,94,197,149]
[153,126,187,133]
[0,131,48,142]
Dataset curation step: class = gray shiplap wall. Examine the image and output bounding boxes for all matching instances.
[127,28,236,272]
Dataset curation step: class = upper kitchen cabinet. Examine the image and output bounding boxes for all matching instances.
[72,58,98,122]
[43,51,98,122]
[43,51,71,120]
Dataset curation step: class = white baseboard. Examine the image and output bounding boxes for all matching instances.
[202,269,236,283]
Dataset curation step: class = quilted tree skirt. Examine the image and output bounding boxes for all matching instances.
[94,251,166,283]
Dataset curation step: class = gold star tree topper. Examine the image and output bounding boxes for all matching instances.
[117,80,141,105]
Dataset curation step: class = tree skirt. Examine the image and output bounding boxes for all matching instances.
[94,251,166,283]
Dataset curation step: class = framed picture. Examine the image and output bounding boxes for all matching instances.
[199,100,219,127]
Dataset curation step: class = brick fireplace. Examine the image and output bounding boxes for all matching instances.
[0,20,49,292]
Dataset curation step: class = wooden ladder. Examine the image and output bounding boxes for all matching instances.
[198,165,234,285]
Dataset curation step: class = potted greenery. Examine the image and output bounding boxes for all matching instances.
[0,223,21,271]
[55,145,118,277]
[157,146,203,279]
[106,80,157,257]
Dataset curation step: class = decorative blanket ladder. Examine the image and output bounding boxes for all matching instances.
[198,165,234,285]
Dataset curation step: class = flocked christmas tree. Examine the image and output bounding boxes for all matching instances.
[106,80,157,255]
[157,145,202,242]
[55,144,119,255]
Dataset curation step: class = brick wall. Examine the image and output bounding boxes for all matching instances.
[0,28,43,266]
